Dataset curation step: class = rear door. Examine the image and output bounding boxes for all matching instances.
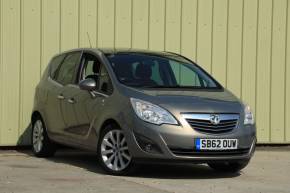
[45,54,67,137]
[53,51,82,138]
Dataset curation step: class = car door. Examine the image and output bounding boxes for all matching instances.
[60,52,99,139]
[60,52,113,146]
[52,51,82,139]
[44,54,67,138]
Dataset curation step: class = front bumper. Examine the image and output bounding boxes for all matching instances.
[123,113,256,163]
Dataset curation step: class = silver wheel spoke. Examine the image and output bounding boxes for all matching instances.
[105,154,114,165]
[118,153,125,168]
[116,131,120,146]
[32,120,44,153]
[33,139,38,145]
[119,146,128,151]
[113,155,118,170]
[103,139,114,148]
[102,149,114,155]
[109,132,116,145]
[120,137,126,146]
[101,129,131,172]
[121,152,130,161]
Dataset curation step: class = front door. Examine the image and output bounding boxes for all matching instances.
[60,52,113,147]
[60,52,101,141]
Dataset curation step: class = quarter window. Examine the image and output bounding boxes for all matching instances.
[55,52,81,85]
[80,53,101,82]
[79,53,113,95]
[49,54,65,79]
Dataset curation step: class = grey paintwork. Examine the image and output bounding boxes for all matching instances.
[32,48,256,163]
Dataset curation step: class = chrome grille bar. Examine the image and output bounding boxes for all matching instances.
[182,113,239,134]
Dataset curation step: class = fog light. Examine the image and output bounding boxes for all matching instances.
[135,134,162,154]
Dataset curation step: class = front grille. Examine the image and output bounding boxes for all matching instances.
[182,114,239,134]
[170,147,250,157]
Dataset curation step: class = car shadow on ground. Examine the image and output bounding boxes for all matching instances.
[17,149,240,179]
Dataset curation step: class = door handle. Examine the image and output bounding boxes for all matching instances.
[57,94,65,100]
[67,98,75,104]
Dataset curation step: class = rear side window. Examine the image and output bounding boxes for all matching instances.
[49,54,65,79]
[55,52,81,85]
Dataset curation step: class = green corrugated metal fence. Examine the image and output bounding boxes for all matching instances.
[0,0,289,145]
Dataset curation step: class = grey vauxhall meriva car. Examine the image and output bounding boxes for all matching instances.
[31,48,256,175]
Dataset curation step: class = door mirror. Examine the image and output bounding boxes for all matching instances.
[79,78,97,91]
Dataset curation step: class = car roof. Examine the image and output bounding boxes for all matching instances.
[98,48,168,55]
[57,47,179,57]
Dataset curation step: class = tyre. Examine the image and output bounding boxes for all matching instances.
[97,124,134,175]
[31,116,56,157]
[208,160,250,173]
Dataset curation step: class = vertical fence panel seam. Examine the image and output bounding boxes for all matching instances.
[210,0,214,74]
[59,0,61,52]
[96,0,98,47]
[0,1,1,141]
[254,0,260,138]
[130,0,133,48]
[284,0,289,142]
[147,0,150,49]
[40,0,43,75]
[78,0,80,48]
[18,0,23,140]
[195,0,199,61]
[113,0,116,48]
[269,0,274,142]
[163,0,166,51]
[240,0,245,100]
[179,0,182,54]
[225,0,230,87]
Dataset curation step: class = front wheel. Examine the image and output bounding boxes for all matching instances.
[208,160,250,173]
[97,124,134,175]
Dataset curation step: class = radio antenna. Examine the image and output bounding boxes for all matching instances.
[86,32,92,48]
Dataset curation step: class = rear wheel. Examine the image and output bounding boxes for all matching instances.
[208,160,250,173]
[32,117,56,157]
[97,124,134,175]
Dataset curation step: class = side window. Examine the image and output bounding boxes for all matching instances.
[55,52,81,85]
[80,53,101,82]
[49,54,65,79]
[98,65,113,95]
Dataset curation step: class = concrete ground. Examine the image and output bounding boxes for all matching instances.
[0,148,289,193]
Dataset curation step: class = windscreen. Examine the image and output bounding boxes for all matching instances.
[106,53,222,89]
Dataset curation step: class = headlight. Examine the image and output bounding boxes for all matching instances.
[244,104,254,125]
[130,98,178,125]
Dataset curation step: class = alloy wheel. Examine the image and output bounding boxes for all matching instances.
[32,120,44,153]
[100,129,131,171]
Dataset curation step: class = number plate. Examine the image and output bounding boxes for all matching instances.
[195,139,238,150]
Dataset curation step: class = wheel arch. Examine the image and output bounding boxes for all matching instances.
[31,111,43,125]
[98,118,121,136]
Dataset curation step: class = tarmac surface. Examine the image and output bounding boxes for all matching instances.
[0,147,289,193]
